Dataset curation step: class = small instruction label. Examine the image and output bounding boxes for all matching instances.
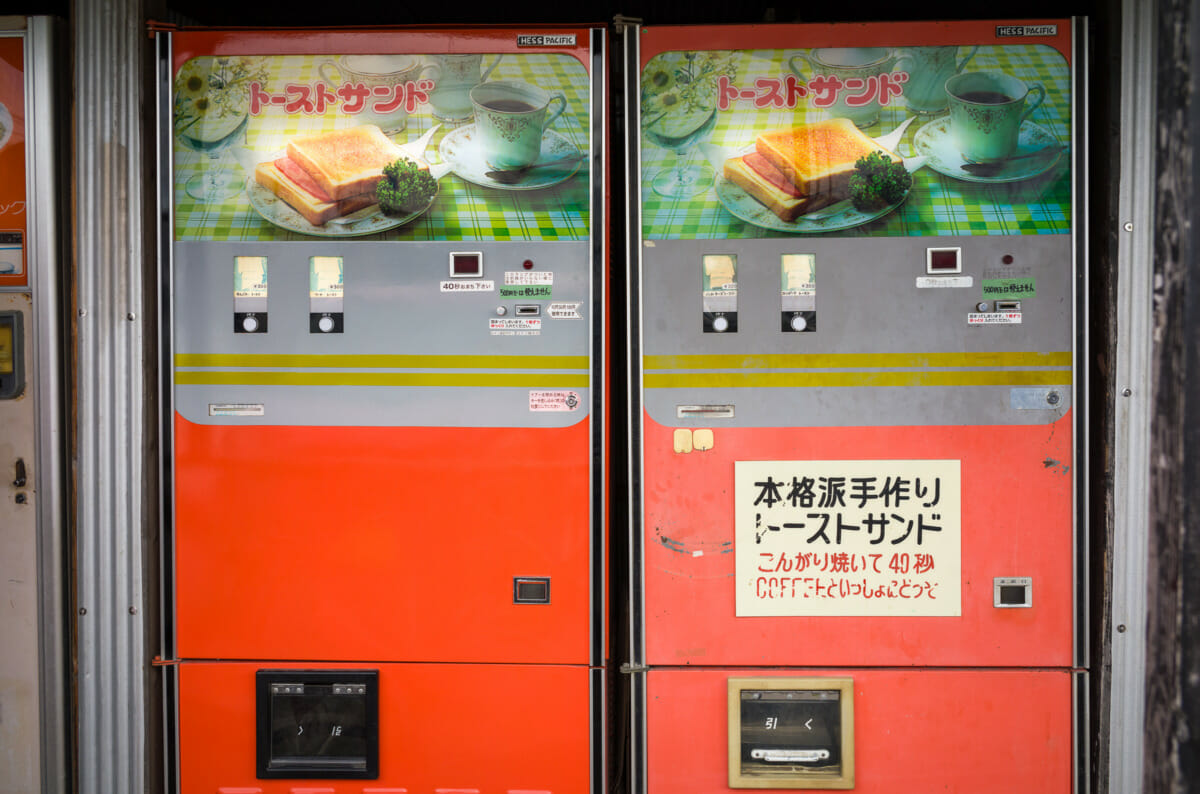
[916,276,974,289]
[982,277,1036,298]
[208,403,265,417]
[500,285,553,299]
[441,280,495,292]
[548,302,583,319]
[968,312,1023,325]
[505,271,554,285]
[529,390,581,412]
[490,318,541,335]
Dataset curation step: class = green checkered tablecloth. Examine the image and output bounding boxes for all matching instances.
[641,44,1073,239]
[174,53,592,242]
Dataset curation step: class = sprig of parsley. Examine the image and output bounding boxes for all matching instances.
[377,158,437,215]
[848,150,912,212]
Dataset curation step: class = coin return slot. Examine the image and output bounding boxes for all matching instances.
[513,577,551,604]
[993,577,1032,608]
[515,304,541,316]
[677,404,736,420]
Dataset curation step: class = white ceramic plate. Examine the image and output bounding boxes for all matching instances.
[714,176,908,234]
[913,116,1067,183]
[439,125,582,191]
[245,179,436,238]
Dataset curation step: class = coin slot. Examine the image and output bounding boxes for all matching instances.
[513,577,551,604]
[515,304,541,316]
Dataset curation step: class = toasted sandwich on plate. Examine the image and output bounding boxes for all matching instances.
[723,118,900,221]
[253,125,425,226]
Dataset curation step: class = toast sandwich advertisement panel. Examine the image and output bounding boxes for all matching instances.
[630,19,1083,793]
[171,34,591,241]
[638,25,1071,239]
[163,27,606,794]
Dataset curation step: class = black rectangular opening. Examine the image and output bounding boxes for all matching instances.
[256,670,378,779]
[999,584,1029,605]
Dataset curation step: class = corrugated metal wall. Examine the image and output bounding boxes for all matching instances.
[73,0,147,791]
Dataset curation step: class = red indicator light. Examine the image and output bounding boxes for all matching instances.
[523,259,534,270]
[1002,254,1015,264]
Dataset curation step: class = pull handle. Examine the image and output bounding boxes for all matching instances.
[13,457,26,487]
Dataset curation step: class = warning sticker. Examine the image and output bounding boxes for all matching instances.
[529,390,581,412]
[968,312,1023,325]
[500,285,553,299]
[735,459,961,617]
[548,302,583,319]
[981,277,1036,298]
[490,318,541,336]
[505,271,554,285]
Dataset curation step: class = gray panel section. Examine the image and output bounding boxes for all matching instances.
[642,235,1073,427]
[75,1,146,793]
[174,240,592,427]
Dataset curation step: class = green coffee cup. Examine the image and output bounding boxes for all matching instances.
[945,71,1046,163]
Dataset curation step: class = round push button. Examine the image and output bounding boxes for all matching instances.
[318,315,335,333]
[241,315,259,333]
[790,314,808,331]
[712,316,729,332]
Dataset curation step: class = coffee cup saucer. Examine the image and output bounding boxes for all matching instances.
[913,116,1067,183]
[438,124,583,191]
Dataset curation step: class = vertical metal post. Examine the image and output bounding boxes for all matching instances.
[1108,0,1157,791]
[74,0,147,791]
[26,16,70,793]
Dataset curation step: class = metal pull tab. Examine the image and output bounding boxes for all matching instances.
[13,458,26,487]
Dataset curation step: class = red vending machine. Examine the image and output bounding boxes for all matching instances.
[158,25,607,793]
[625,19,1086,792]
